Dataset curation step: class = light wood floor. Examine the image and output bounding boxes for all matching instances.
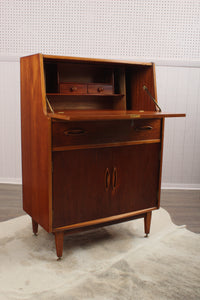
[0,184,200,233]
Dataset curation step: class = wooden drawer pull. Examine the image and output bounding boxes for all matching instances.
[98,87,104,92]
[135,126,153,131]
[112,167,117,190]
[105,168,110,191]
[70,86,78,92]
[64,129,87,136]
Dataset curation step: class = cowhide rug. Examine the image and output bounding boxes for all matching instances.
[0,208,200,300]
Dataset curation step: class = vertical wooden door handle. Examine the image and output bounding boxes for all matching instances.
[112,167,117,190]
[105,168,110,191]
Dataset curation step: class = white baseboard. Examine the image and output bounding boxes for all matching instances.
[162,183,200,190]
[0,178,22,185]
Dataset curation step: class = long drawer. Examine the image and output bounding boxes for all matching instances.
[52,119,161,148]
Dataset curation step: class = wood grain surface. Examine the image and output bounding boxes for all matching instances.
[21,54,52,232]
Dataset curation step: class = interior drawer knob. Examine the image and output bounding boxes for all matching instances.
[97,87,104,92]
[70,86,78,92]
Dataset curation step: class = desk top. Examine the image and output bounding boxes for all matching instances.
[47,110,185,122]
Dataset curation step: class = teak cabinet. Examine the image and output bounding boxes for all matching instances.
[20,54,185,258]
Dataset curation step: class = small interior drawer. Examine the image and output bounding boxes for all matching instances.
[59,83,87,94]
[52,119,161,148]
[87,83,113,94]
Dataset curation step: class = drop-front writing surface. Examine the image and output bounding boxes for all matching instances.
[20,53,185,258]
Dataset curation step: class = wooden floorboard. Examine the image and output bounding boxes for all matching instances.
[161,189,200,234]
[0,184,199,233]
[0,184,25,221]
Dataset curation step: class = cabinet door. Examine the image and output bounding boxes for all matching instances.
[52,148,112,228]
[111,143,161,215]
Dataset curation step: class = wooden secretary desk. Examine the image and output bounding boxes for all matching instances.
[20,54,185,258]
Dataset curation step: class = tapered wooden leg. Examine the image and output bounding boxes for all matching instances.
[55,231,64,259]
[144,211,152,237]
[32,218,38,235]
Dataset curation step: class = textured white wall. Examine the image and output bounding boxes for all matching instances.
[0,0,199,187]
[0,59,21,183]
[0,0,199,60]
[156,66,200,189]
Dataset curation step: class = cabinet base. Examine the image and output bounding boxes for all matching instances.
[31,211,154,259]
[53,211,153,259]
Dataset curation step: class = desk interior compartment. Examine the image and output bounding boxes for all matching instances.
[44,58,158,114]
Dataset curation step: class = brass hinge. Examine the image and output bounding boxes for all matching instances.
[130,114,140,119]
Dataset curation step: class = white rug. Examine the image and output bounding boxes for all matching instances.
[0,208,200,300]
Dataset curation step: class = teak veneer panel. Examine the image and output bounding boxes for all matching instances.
[52,119,161,148]
[53,208,157,233]
[21,54,52,232]
[126,64,157,111]
[52,143,160,228]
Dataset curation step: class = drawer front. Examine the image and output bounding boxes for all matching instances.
[59,83,87,94]
[52,119,161,148]
[87,83,113,94]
